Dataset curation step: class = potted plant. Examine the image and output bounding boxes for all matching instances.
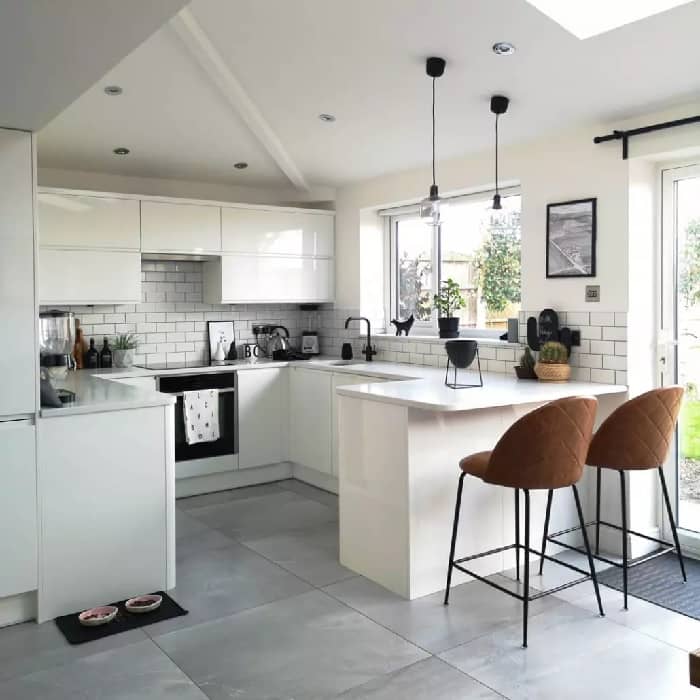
[534,341,571,382]
[433,278,465,338]
[514,346,537,379]
[112,333,138,368]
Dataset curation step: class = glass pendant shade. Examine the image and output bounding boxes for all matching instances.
[420,184,446,225]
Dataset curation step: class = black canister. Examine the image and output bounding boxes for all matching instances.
[341,343,353,360]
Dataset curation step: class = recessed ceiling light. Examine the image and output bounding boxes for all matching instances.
[318,113,336,123]
[113,147,130,156]
[492,42,516,55]
[525,0,693,39]
[233,162,248,170]
[104,85,123,96]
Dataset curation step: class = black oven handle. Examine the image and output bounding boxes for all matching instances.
[166,387,236,398]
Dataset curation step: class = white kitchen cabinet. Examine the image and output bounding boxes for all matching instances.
[204,254,333,304]
[0,421,37,598]
[289,367,332,474]
[141,200,221,253]
[38,192,140,249]
[331,373,384,475]
[0,130,36,416]
[222,207,334,257]
[237,368,288,469]
[39,249,141,305]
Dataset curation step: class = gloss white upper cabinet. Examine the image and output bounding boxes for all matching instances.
[38,193,140,249]
[141,201,221,253]
[222,207,334,257]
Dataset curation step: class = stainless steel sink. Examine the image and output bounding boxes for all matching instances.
[328,360,366,366]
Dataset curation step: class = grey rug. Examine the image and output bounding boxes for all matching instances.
[597,552,698,619]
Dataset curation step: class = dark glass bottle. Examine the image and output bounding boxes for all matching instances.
[85,338,99,369]
[100,337,113,369]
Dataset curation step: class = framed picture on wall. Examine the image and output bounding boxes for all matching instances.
[546,198,597,278]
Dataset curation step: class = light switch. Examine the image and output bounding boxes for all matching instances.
[585,285,600,302]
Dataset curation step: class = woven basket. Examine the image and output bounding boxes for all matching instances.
[534,361,571,382]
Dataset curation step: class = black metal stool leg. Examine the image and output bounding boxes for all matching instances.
[620,470,628,610]
[572,484,604,617]
[538,489,553,575]
[444,473,466,605]
[515,488,520,581]
[595,467,602,555]
[658,467,687,582]
[522,489,530,648]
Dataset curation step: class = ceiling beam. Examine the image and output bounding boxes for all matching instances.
[170,8,309,192]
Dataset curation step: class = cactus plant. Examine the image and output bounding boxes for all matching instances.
[514,346,537,380]
[538,341,569,364]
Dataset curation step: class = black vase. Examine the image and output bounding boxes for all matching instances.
[438,317,460,339]
[445,339,478,369]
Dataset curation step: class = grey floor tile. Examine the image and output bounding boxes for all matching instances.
[0,620,148,684]
[177,527,236,559]
[154,589,428,700]
[147,542,312,636]
[177,483,284,511]
[0,639,207,700]
[187,489,337,540]
[277,478,339,509]
[440,601,696,700]
[336,657,503,699]
[324,574,562,654]
[176,509,211,540]
[241,522,353,587]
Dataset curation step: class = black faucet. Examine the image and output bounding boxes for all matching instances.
[344,316,377,362]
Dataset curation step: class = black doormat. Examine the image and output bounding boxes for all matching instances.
[55,592,188,645]
[597,552,699,620]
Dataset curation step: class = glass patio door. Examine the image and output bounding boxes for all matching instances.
[661,164,700,546]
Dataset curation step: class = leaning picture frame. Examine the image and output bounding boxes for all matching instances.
[546,198,597,278]
[207,320,235,363]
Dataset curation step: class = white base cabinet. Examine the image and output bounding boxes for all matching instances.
[237,367,288,469]
[0,421,37,599]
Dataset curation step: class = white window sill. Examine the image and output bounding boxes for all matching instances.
[374,332,521,348]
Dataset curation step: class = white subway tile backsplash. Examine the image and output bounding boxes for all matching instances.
[590,312,615,326]
[590,340,614,355]
[603,355,626,371]
[603,326,626,341]
[591,368,615,383]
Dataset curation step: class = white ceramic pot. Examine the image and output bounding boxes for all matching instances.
[113,348,135,368]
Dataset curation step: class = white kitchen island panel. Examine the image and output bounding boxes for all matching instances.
[37,404,175,622]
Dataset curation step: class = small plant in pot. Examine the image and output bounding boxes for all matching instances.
[514,346,537,380]
[534,341,571,382]
[433,278,465,339]
[112,333,138,368]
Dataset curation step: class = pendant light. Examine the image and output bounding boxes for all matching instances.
[419,57,447,226]
[490,94,509,210]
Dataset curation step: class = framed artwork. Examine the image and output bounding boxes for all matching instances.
[207,320,235,362]
[546,198,597,278]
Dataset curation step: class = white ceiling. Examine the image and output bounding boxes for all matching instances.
[38,0,700,190]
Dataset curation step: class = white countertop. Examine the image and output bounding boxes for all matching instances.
[40,357,627,418]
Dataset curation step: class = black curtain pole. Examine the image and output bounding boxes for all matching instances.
[594,114,700,159]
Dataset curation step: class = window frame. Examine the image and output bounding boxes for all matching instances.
[385,187,521,338]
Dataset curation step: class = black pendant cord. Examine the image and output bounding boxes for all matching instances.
[494,113,500,196]
[431,76,436,188]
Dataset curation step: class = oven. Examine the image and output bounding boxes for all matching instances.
[157,372,238,462]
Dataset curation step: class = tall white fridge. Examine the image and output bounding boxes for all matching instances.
[0,128,39,622]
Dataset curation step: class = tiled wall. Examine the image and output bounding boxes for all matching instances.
[320,307,628,385]
[42,261,305,366]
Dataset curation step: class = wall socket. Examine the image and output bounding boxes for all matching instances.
[585,285,600,302]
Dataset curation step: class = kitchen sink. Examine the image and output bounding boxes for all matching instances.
[328,360,366,366]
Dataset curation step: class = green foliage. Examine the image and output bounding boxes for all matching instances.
[681,400,700,460]
[474,227,521,313]
[520,346,536,372]
[433,278,466,318]
[398,254,431,321]
[113,333,138,350]
[538,341,569,364]
[680,218,700,308]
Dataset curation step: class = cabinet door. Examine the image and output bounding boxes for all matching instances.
[213,255,333,303]
[39,249,141,305]
[331,373,384,475]
[141,201,221,252]
[289,368,332,474]
[38,193,140,249]
[0,421,37,597]
[237,368,288,469]
[0,129,36,416]
[222,207,334,257]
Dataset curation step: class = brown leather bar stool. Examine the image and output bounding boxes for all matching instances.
[444,396,604,648]
[541,387,686,610]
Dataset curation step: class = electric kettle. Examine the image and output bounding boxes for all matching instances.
[268,326,290,359]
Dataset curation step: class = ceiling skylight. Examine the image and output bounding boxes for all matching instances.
[525,0,694,39]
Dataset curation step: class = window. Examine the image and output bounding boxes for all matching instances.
[389,192,521,334]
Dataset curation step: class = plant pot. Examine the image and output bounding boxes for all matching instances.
[112,348,135,369]
[445,339,478,368]
[514,365,537,380]
[534,361,571,382]
[438,317,460,339]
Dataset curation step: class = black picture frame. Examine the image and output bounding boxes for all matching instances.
[207,320,235,362]
[546,198,597,278]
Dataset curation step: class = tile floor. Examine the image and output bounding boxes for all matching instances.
[0,479,699,698]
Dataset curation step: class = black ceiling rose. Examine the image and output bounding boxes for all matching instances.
[426,56,446,78]
[491,94,509,115]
